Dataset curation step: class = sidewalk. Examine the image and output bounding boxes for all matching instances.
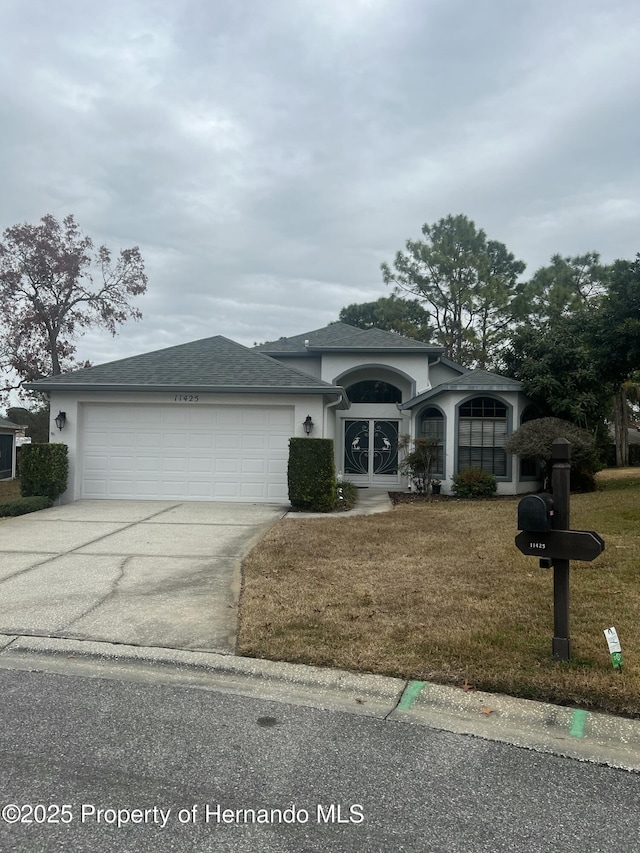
[285,488,393,519]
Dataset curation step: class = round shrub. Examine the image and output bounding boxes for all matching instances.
[451,467,497,499]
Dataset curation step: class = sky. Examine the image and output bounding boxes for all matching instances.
[1,0,639,371]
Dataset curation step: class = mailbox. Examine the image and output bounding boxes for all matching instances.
[517,493,554,532]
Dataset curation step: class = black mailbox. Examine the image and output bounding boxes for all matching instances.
[517,493,554,532]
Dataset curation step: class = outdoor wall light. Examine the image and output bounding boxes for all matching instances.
[54,411,67,431]
[303,415,314,435]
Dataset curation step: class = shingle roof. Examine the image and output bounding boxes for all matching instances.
[401,368,523,409]
[256,323,442,353]
[0,416,21,429]
[25,335,343,394]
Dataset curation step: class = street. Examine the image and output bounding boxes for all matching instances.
[1,666,639,853]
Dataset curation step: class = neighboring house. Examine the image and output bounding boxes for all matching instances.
[25,323,541,503]
[0,417,21,480]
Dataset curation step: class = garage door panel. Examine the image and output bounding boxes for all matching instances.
[214,433,241,450]
[81,404,294,502]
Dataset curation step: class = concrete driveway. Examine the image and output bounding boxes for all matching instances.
[0,500,286,653]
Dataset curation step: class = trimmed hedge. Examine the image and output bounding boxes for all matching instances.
[451,467,497,499]
[288,438,337,512]
[0,495,53,516]
[20,443,69,500]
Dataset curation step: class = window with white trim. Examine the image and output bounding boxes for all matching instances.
[419,407,445,476]
[458,397,507,476]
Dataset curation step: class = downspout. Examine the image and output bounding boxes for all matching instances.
[325,389,347,479]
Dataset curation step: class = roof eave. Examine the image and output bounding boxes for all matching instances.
[24,382,344,395]
[401,380,524,409]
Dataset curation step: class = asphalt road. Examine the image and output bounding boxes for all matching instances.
[1,667,639,853]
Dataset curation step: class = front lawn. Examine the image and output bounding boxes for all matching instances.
[238,469,640,717]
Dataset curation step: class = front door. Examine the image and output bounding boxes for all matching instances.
[343,420,399,485]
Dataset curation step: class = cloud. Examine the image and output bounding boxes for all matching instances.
[1,0,639,375]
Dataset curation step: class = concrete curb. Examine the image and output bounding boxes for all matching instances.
[1,633,639,771]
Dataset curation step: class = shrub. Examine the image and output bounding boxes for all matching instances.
[503,417,599,491]
[335,480,358,511]
[288,438,337,512]
[0,495,53,516]
[19,443,69,500]
[451,467,497,499]
[398,434,440,494]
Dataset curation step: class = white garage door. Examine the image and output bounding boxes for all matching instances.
[81,403,294,501]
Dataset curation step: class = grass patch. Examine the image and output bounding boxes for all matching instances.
[238,468,640,717]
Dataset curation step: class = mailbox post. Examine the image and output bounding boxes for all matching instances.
[515,438,605,662]
[551,438,571,661]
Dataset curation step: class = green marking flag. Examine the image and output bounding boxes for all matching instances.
[604,627,623,670]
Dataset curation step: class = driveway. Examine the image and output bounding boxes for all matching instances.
[0,500,286,653]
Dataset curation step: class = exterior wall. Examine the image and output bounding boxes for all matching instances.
[410,390,542,496]
[428,361,465,387]
[270,355,322,378]
[321,352,430,396]
[48,391,326,503]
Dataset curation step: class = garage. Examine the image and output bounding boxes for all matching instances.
[80,403,295,501]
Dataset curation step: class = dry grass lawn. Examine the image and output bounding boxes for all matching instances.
[238,469,640,716]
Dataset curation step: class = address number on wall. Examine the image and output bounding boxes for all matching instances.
[174,394,200,402]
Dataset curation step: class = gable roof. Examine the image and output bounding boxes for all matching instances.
[256,323,442,354]
[25,335,345,397]
[401,368,524,409]
[0,416,21,430]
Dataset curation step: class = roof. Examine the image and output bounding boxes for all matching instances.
[401,368,524,409]
[255,323,443,354]
[0,416,21,430]
[24,335,346,397]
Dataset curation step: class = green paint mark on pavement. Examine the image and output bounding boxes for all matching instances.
[569,709,589,739]
[398,681,426,711]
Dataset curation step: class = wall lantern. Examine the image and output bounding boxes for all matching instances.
[303,415,314,436]
[54,411,67,431]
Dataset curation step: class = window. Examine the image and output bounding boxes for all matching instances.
[458,396,507,477]
[345,380,402,403]
[419,407,445,476]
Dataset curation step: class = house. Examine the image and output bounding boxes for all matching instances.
[0,416,21,480]
[25,323,540,503]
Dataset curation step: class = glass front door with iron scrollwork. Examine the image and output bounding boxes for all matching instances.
[343,419,399,485]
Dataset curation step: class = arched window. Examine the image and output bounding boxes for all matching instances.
[458,396,508,477]
[419,407,445,476]
[345,380,402,403]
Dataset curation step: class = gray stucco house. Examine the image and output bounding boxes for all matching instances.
[26,323,541,503]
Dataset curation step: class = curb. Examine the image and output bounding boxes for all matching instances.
[1,633,639,771]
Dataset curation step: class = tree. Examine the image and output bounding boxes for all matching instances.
[504,417,599,491]
[338,295,432,342]
[511,252,609,326]
[6,405,49,443]
[500,309,611,433]
[0,214,147,393]
[381,214,525,368]
[590,256,640,465]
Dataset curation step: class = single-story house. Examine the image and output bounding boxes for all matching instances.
[0,416,21,480]
[26,323,541,503]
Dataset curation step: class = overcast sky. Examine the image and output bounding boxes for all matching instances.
[1,0,639,368]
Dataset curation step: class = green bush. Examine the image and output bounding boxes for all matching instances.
[20,443,69,500]
[0,495,53,516]
[288,438,337,512]
[335,480,358,511]
[451,467,497,499]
